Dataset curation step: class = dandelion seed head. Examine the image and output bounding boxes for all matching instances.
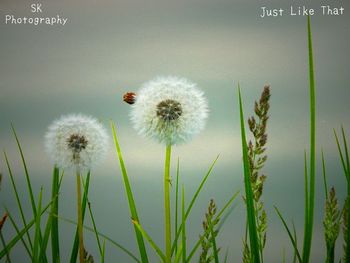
[130,76,208,145]
[45,114,109,170]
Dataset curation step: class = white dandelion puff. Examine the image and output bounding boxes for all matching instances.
[45,114,109,170]
[130,76,208,145]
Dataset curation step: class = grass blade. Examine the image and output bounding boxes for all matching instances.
[3,151,33,250]
[302,16,317,263]
[208,219,219,263]
[0,201,52,260]
[334,130,348,179]
[101,239,106,263]
[11,124,37,218]
[0,229,12,263]
[172,155,219,255]
[56,215,140,263]
[87,201,102,257]
[341,126,350,174]
[5,209,32,258]
[181,185,186,263]
[111,122,149,263]
[33,188,43,262]
[292,222,298,263]
[51,167,60,262]
[302,151,309,260]
[321,150,329,199]
[173,243,183,263]
[274,206,302,263]
[69,171,90,263]
[132,220,166,263]
[174,158,180,255]
[238,85,260,263]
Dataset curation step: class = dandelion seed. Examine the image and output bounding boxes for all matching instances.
[130,76,208,145]
[45,114,109,170]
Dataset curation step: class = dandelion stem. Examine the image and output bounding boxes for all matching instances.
[76,168,84,263]
[164,144,172,263]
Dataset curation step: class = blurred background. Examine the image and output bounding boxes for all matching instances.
[1,0,350,261]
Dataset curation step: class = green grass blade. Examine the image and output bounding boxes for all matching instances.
[69,171,90,263]
[208,219,219,263]
[3,151,33,250]
[33,188,43,262]
[238,85,260,263]
[56,215,140,263]
[339,127,350,263]
[274,206,302,263]
[181,185,186,263]
[5,209,32,258]
[101,239,106,263]
[40,169,63,262]
[51,167,60,263]
[132,220,166,263]
[186,191,239,262]
[0,201,52,260]
[292,222,298,263]
[302,16,317,263]
[321,150,328,199]
[173,243,183,263]
[0,230,12,263]
[11,124,37,218]
[171,155,219,255]
[87,201,102,257]
[341,126,350,174]
[111,122,149,263]
[302,151,309,260]
[334,129,348,179]
[174,158,180,255]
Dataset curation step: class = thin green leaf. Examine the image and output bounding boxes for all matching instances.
[208,219,219,263]
[322,150,328,199]
[341,126,350,175]
[172,155,219,255]
[5,208,32,258]
[111,122,149,263]
[0,201,52,260]
[11,124,37,217]
[302,16,317,263]
[3,151,33,250]
[69,171,90,263]
[132,220,166,263]
[238,85,260,263]
[174,243,183,263]
[56,215,140,262]
[274,206,302,263]
[174,158,180,255]
[87,201,102,257]
[0,230,12,263]
[292,222,298,263]
[302,151,309,260]
[33,188,43,262]
[101,239,106,263]
[181,185,186,263]
[51,167,60,262]
[334,129,348,180]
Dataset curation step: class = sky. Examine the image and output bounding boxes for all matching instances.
[1,0,350,262]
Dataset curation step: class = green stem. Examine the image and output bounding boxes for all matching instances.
[164,145,172,263]
[325,243,335,263]
[76,169,84,263]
